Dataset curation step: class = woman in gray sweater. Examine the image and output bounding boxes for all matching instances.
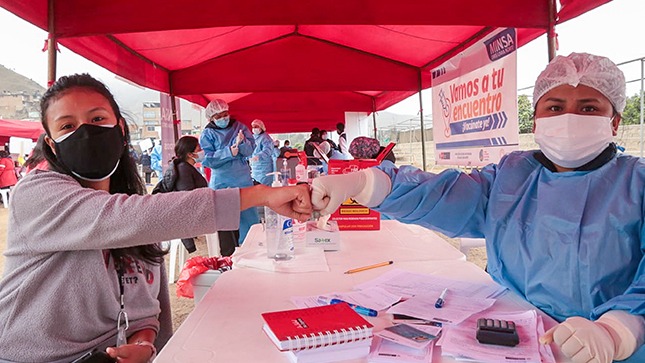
[0,74,312,363]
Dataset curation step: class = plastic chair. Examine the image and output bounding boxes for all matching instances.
[165,239,187,284]
[205,233,221,257]
[0,188,10,208]
[459,237,486,257]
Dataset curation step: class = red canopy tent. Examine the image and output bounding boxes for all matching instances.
[0,0,611,132]
[0,119,44,145]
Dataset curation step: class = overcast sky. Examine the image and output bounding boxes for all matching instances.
[0,0,642,121]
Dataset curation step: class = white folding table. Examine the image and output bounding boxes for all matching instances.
[156,220,570,362]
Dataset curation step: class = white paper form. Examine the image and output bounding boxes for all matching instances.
[440,310,554,363]
[354,269,506,300]
[387,293,496,325]
[290,287,402,310]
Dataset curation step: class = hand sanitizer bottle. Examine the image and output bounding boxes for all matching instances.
[280,159,291,186]
[265,172,294,260]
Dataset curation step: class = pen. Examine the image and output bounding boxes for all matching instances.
[435,288,448,308]
[329,298,378,317]
[343,261,394,274]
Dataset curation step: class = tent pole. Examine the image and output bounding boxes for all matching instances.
[372,98,377,139]
[47,0,57,87]
[547,0,557,61]
[168,74,180,143]
[170,95,180,143]
[418,70,427,171]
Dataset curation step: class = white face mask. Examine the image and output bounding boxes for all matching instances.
[192,150,205,162]
[252,128,262,135]
[534,114,614,169]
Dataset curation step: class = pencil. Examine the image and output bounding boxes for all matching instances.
[344,261,394,274]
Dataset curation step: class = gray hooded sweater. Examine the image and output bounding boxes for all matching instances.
[0,170,240,362]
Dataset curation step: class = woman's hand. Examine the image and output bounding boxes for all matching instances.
[240,184,312,221]
[266,184,313,222]
[106,342,154,363]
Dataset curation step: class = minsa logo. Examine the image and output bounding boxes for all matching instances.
[484,28,516,61]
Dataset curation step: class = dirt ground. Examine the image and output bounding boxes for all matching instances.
[0,204,487,333]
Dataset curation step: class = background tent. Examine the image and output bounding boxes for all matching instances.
[0,0,611,132]
[0,119,44,145]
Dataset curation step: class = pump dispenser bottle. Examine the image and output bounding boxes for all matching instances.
[265,172,294,260]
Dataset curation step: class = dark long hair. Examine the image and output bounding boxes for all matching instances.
[23,133,47,171]
[40,74,167,264]
[170,135,199,180]
[174,136,199,164]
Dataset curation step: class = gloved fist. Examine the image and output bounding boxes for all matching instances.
[542,317,615,363]
[311,172,367,216]
[540,311,643,363]
[230,144,239,157]
[311,168,391,216]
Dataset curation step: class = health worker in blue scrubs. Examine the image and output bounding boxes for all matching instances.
[311,53,645,363]
[199,99,258,255]
[249,119,276,186]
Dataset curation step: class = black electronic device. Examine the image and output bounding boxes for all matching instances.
[475,318,520,347]
[70,349,117,363]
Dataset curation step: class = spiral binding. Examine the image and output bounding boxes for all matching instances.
[286,324,372,351]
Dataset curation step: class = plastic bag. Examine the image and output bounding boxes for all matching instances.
[176,256,232,298]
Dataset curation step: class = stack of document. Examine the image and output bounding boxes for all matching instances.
[368,323,441,362]
[439,310,555,363]
[354,269,507,301]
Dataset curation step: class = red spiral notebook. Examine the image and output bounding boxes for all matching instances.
[261,302,374,351]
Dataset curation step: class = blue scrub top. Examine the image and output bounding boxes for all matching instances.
[200,121,255,190]
[200,120,259,244]
[250,132,276,186]
[375,150,645,324]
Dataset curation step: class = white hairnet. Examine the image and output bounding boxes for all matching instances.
[205,99,229,119]
[533,52,626,113]
[251,119,266,131]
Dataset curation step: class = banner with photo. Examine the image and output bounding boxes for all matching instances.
[431,28,519,166]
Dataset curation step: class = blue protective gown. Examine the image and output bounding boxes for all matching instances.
[375,151,645,362]
[200,120,259,244]
[250,132,276,186]
[150,144,163,176]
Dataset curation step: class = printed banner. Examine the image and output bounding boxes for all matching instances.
[431,28,519,166]
[160,94,180,173]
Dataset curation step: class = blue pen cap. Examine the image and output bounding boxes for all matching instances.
[330,299,378,317]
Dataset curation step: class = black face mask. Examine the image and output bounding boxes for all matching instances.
[54,124,125,181]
